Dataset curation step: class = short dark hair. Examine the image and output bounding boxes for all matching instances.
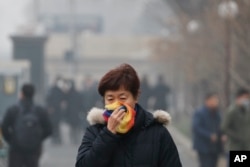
[21,83,35,99]
[98,63,140,98]
[205,92,217,101]
[236,88,250,98]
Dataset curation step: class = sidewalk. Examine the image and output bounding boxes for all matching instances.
[41,123,78,167]
[169,126,198,167]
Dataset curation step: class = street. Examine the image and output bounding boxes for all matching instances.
[40,124,199,167]
[41,124,78,167]
[169,126,198,167]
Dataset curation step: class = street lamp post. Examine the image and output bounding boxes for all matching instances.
[224,19,231,108]
[218,1,238,108]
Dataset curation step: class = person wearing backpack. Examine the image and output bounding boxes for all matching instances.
[2,83,52,167]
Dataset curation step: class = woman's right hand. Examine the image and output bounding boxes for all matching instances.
[107,108,126,134]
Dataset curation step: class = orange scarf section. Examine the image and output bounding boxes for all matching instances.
[103,101,136,134]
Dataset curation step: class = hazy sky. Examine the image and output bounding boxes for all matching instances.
[0,0,175,60]
[0,0,30,59]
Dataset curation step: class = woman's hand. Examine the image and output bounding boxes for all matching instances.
[107,108,126,134]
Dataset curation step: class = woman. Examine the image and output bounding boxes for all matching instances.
[76,64,182,167]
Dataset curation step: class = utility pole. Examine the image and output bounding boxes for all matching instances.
[224,19,231,108]
[218,0,238,108]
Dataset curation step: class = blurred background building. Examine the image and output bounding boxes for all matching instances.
[11,0,181,94]
[38,0,180,86]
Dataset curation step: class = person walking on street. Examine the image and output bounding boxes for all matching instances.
[153,75,170,111]
[65,80,83,144]
[76,63,182,167]
[139,75,151,109]
[2,83,52,167]
[222,89,250,151]
[192,93,223,167]
[82,76,101,110]
[46,77,65,145]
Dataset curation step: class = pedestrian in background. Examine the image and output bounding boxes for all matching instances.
[153,75,170,111]
[81,76,101,111]
[65,80,83,144]
[139,75,151,109]
[81,76,102,129]
[192,93,223,167]
[2,84,52,167]
[222,88,250,164]
[46,77,65,145]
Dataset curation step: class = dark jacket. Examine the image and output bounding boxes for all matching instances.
[76,104,182,167]
[46,86,64,109]
[2,99,52,152]
[222,104,250,150]
[192,106,222,154]
[153,83,170,110]
[46,85,64,115]
[65,87,83,127]
[139,79,151,108]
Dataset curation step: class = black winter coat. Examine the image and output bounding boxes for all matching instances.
[76,104,182,167]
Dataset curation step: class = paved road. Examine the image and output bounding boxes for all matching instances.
[41,144,77,167]
[169,126,198,167]
[40,124,199,167]
[41,123,79,167]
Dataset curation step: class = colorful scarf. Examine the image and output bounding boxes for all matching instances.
[103,101,136,134]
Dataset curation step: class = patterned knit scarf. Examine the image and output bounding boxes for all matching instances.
[103,101,136,134]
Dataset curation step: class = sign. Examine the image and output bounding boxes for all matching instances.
[3,76,16,95]
[39,14,103,33]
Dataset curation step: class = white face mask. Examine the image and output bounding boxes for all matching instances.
[240,99,250,110]
[56,80,64,89]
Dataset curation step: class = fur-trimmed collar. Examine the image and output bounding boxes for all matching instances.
[87,107,171,127]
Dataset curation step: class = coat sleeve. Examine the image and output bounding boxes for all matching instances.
[159,127,182,167]
[221,110,242,142]
[1,107,16,144]
[75,126,121,167]
[192,111,211,140]
[38,107,53,140]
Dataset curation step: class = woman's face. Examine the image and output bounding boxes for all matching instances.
[104,87,138,109]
